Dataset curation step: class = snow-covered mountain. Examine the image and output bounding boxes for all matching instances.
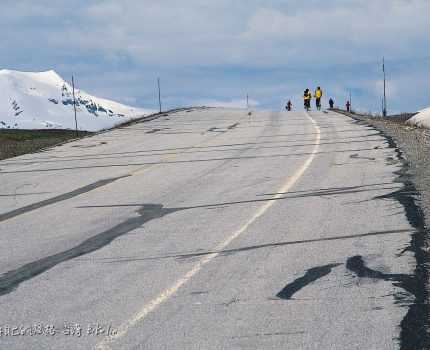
[0,70,152,131]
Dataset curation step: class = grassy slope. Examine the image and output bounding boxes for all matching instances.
[0,129,92,160]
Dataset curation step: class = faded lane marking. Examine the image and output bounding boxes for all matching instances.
[126,113,247,177]
[95,112,320,350]
[0,112,245,217]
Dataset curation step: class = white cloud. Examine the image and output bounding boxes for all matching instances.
[0,0,429,112]
[2,0,429,67]
[62,0,429,67]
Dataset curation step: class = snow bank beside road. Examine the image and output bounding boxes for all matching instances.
[406,107,430,129]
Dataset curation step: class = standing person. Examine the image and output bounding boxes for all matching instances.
[303,89,311,111]
[314,87,323,111]
[329,98,334,109]
[346,100,351,112]
[286,100,292,111]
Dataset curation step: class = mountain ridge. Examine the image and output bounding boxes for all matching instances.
[0,70,152,131]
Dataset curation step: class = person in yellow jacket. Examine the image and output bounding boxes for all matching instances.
[303,88,312,111]
[314,86,323,111]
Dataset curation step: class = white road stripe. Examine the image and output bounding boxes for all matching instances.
[95,112,321,350]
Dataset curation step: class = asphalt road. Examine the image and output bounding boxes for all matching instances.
[0,108,419,349]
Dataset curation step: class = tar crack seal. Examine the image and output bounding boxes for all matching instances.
[0,204,182,297]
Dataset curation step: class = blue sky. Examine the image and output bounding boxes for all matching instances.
[1,0,429,113]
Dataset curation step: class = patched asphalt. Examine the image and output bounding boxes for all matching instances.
[0,108,424,349]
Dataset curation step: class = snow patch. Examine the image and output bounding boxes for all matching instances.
[406,107,430,129]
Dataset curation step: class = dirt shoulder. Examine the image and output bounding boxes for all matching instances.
[0,129,92,161]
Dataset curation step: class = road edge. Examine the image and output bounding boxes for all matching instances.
[333,110,430,349]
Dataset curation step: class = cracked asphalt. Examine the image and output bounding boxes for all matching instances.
[0,108,424,349]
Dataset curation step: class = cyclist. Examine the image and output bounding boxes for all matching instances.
[303,89,312,111]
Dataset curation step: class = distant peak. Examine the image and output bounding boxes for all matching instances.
[0,69,65,84]
[37,70,64,81]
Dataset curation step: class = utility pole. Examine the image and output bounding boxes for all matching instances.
[157,77,162,113]
[72,75,79,137]
[383,57,387,117]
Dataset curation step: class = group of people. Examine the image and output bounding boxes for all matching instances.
[304,87,324,111]
[285,87,336,112]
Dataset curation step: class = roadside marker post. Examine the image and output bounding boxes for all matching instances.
[72,75,79,137]
[157,78,162,114]
[383,57,387,117]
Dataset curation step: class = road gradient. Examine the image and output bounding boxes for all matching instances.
[0,109,418,349]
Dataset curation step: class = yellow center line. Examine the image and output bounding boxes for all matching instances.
[95,111,321,350]
[123,114,249,177]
